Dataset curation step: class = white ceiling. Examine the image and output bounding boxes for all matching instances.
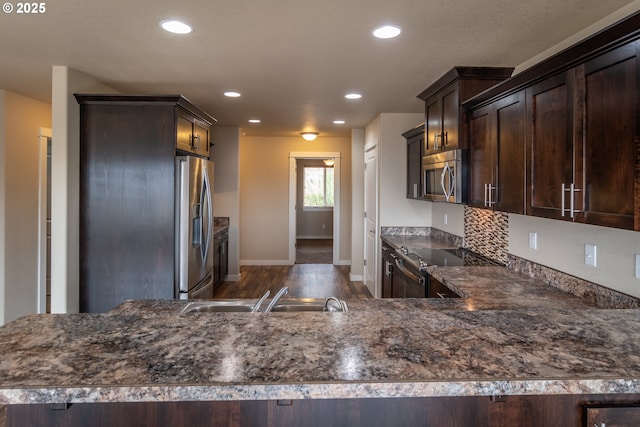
[0,0,637,137]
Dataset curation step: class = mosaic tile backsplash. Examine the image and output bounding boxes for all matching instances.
[463,206,508,265]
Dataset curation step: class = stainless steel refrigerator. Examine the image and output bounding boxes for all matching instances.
[175,155,215,299]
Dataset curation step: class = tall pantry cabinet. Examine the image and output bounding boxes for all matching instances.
[75,95,216,313]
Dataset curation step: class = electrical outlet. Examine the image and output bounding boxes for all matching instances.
[528,232,537,250]
[443,213,448,225]
[585,244,597,267]
[635,254,640,279]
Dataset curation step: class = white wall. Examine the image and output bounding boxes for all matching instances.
[430,202,464,237]
[509,215,640,298]
[0,90,51,325]
[50,66,117,314]
[211,126,241,281]
[375,113,430,227]
[350,129,365,280]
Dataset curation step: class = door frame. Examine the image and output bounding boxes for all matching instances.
[288,152,341,265]
[37,127,52,314]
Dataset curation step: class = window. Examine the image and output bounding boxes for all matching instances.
[303,166,334,209]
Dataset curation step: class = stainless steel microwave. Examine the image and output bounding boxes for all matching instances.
[422,149,463,203]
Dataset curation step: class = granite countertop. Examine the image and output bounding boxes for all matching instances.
[1,234,640,405]
[2,297,640,405]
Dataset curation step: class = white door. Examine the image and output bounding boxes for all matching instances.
[364,146,378,297]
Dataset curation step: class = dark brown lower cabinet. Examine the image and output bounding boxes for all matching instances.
[7,394,640,427]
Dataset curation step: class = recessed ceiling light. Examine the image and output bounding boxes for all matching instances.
[345,93,362,100]
[248,119,261,124]
[224,91,241,98]
[160,20,192,34]
[333,120,346,125]
[372,25,402,39]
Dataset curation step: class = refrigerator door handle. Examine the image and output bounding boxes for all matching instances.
[178,158,189,293]
[201,167,213,263]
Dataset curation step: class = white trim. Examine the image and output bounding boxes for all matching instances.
[37,127,52,314]
[289,152,341,265]
[350,274,364,281]
[335,260,351,266]
[222,274,242,282]
[240,260,294,266]
[296,235,333,239]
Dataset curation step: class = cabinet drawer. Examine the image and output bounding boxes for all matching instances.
[585,405,640,427]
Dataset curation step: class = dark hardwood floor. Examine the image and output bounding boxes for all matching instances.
[213,265,372,299]
[296,239,332,264]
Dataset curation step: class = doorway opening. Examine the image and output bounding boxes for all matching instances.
[295,158,334,264]
[288,152,341,265]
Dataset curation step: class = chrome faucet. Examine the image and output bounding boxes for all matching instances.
[251,290,270,312]
[263,286,289,313]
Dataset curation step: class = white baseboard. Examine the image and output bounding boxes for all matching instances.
[240,260,294,266]
[296,235,333,239]
[335,260,351,266]
[222,274,242,282]
[349,274,364,281]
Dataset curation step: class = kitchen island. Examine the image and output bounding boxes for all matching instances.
[2,246,640,425]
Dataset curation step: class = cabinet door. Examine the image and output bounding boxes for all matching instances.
[494,92,526,214]
[406,134,423,199]
[424,97,441,153]
[468,104,494,208]
[194,120,210,157]
[526,72,575,220]
[176,112,194,153]
[441,84,459,150]
[578,42,638,230]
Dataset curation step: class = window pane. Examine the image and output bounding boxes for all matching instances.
[303,166,334,208]
[325,168,334,206]
[304,167,325,207]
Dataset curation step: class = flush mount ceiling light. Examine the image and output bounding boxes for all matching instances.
[333,120,346,125]
[248,119,261,123]
[372,25,402,39]
[345,93,362,100]
[160,20,192,34]
[300,132,319,141]
[224,91,241,98]
[323,159,335,167]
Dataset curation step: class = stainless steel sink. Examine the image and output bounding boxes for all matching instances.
[180,298,348,314]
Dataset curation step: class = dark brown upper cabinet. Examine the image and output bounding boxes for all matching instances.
[464,11,640,231]
[526,43,638,230]
[469,91,526,213]
[417,67,514,155]
[177,108,211,158]
[402,123,425,200]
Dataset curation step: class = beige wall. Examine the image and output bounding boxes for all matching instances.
[211,126,241,280]
[0,90,51,325]
[50,66,117,313]
[296,158,333,238]
[239,135,351,264]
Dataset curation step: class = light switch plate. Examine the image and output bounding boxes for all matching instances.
[585,244,597,267]
[635,254,640,279]
[444,213,448,225]
[528,232,537,250]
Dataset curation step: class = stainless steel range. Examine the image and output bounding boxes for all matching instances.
[391,246,499,298]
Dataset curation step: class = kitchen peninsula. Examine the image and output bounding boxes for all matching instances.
[2,235,640,425]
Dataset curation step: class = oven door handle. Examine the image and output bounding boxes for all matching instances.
[394,258,425,286]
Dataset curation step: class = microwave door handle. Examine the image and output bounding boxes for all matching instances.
[440,164,448,197]
[440,163,454,200]
[446,165,455,200]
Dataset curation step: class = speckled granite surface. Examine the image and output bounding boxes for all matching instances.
[1,295,640,405]
[1,233,639,405]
